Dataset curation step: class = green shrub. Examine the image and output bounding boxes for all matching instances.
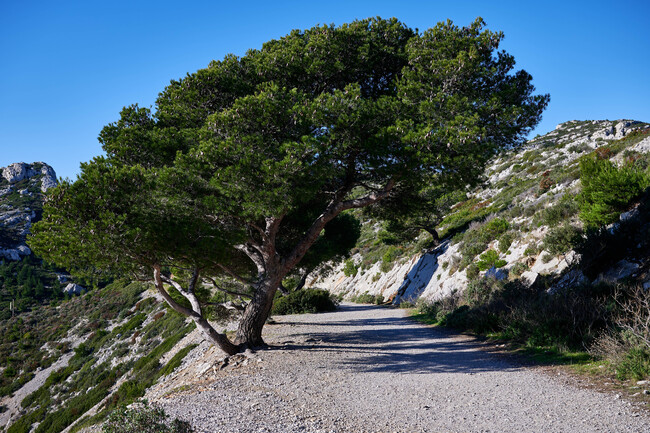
[615,347,650,381]
[102,401,194,433]
[379,246,400,272]
[437,199,494,238]
[497,231,515,253]
[465,263,480,280]
[350,292,384,305]
[476,250,506,271]
[536,197,580,228]
[510,262,529,277]
[271,289,337,315]
[158,344,198,377]
[524,242,541,257]
[343,259,358,277]
[458,217,509,267]
[578,154,649,229]
[542,223,582,255]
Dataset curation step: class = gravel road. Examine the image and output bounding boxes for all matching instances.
[154,303,650,433]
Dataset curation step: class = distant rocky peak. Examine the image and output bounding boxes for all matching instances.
[1,162,57,192]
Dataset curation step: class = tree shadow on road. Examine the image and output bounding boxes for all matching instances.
[271,307,519,375]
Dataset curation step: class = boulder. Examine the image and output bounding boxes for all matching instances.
[597,260,640,283]
[0,249,21,261]
[520,271,539,287]
[485,266,508,280]
[16,245,31,256]
[63,283,85,295]
[549,269,588,294]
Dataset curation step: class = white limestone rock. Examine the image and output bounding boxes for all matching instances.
[17,245,31,256]
[549,269,588,294]
[0,162,57,192]
[393,250,442,304]
[0,186,13,197]
[39,164,58,192]
[520,271,539,287]
[485,266,508,280]
[2,162,36,183]
[63,283,85,295]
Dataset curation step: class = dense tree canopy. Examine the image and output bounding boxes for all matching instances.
[31,17,548,354]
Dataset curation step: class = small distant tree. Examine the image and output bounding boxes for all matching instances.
[31,17,548,355]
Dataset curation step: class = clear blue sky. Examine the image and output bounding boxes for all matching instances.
[1,0,649,180]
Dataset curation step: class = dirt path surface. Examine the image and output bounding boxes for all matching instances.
[154,304,650,433]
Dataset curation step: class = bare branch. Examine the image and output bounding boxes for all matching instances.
[203,276,252,299]
[264,216,284,247]
[282,177,397,272]
[154,265,240,355]
[338,177,396,211]
[235,244,266,276]
[188,268,200,293]
[160,270,203,316]
[153,265,196,318]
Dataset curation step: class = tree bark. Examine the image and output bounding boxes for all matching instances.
[424,226,441,246]
[232,180,397,349]
[234,279,279,347]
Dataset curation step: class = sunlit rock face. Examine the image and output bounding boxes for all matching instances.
[0,162,57,260]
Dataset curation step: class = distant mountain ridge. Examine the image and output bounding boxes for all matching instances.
[0,162,57,260]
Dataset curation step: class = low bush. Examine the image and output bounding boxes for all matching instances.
[509,262,529,277]
[591,285,650,380]
[271,289,337,315]
[476,249,506,271]
[458,217,510,268]
[342,259,358,277]
[417,278,615,354]
[349,292,384,305]
[542,223,582,255]
[102,401,194,433]
[497,231,515,254]
[535,197,580,228]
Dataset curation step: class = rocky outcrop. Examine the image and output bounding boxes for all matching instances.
[1,162,57,192]
[2,163,37,183]
[311,119,650,304]
[0,162,57,260]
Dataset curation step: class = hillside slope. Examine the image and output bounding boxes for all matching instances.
[0,281,200,433]
[311,119,650,302]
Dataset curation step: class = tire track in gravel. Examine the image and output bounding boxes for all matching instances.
[156,303,650,433]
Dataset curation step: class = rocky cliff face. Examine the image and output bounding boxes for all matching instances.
[0,162,57,260]
[310,119,650,303]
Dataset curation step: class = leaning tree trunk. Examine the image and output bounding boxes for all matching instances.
[234,279,279,348]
